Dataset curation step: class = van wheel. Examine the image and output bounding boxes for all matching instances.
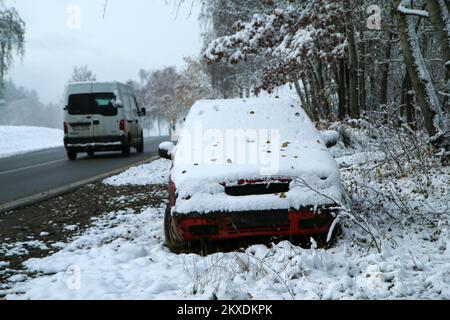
[121,137,131,157]
[67,151,77,160]
[137,133,144,153]
[164,205,186,252]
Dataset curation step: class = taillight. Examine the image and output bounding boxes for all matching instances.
[64,122,68,135]
[119,119,125,131]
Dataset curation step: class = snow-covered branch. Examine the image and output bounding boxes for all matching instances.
[397,5,429,18]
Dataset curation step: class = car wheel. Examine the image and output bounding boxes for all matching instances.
[87,151,95,157]
[164,205,186,251]
[136,133,144,153]
[121,136,131,157]
[67,151,77,160]
[317,222,342,248]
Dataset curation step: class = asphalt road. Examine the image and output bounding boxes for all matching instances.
[0,136,168,206]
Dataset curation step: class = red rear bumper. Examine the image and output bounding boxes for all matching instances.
[172,209,335,242]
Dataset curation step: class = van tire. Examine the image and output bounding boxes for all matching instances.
[67,151,77,160]
[137,133,144,153]
[121,136,131,157]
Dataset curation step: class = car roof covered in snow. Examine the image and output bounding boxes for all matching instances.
[171,97,343,213]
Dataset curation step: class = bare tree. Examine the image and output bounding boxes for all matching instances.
[396,0,446,136]
[69,65,97,83]
[0,4,25,89]
[342,0,360,119]
[175,57,216,111]
[426,0,450,79]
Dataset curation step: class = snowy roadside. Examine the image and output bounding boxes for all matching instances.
[103,159,172,186]
[0,126,63,159]
[1,125,449,300]
[0,180,168,291]
[3,200,449,299]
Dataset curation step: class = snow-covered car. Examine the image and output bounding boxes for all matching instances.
[159,97,344,249]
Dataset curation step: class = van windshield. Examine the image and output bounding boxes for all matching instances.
[68,93,118,116]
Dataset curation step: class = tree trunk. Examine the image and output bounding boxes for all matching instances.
[0,43,5,88]
[427,0,450,110]
[401,71,416,129]
[157,116,162,136]
[380,33,393,106]
[396,0,445,136]
[293,74,316,122]
[337,58,347,120]
[306,66,323,119]
[444,74,449,111]
[300,74,312,112]
[310,57,331,120]
[342,0,360,118]
[427,0,450,79]
[359,33,367,114]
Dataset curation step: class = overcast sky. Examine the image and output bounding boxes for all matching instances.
[6,0,202,104]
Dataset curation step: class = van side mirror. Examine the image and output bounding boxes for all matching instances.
[159,142,175,160]
[321,130,340,148]
[140,108,147,117]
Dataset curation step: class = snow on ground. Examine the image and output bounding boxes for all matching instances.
[3,203,449,299]
[0,126,63,159]
[0,241,49,258]
[1,120,449,300]
[103,159,172,186]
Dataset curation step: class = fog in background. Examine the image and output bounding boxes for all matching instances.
[2,0,201,129]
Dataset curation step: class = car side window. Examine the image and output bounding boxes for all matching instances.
[126,95,136,117]
[123,94,132,119]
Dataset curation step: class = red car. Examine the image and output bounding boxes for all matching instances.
[159,97,343,249]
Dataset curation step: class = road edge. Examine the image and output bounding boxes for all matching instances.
[0,156,160,214]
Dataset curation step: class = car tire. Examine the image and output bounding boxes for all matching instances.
[122,136,131,157]
[87,151,95,157]
[67,151,77,161]
[164,205,186,251]
[317,222,342,248]
[137,133,144,153]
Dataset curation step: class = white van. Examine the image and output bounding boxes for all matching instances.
[64,82,146,160]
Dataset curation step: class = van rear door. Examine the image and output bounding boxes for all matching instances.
[67,94,94,138]
[90,93,120,138]
[67,93,120,139]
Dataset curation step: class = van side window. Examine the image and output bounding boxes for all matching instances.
[123,94,133,119]
[129,96,139,116]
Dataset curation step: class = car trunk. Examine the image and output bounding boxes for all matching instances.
[174,208,336,241]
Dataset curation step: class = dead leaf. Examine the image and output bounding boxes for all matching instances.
[376,168,382,178]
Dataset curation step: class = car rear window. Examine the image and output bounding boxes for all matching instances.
[68,93,118,116]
